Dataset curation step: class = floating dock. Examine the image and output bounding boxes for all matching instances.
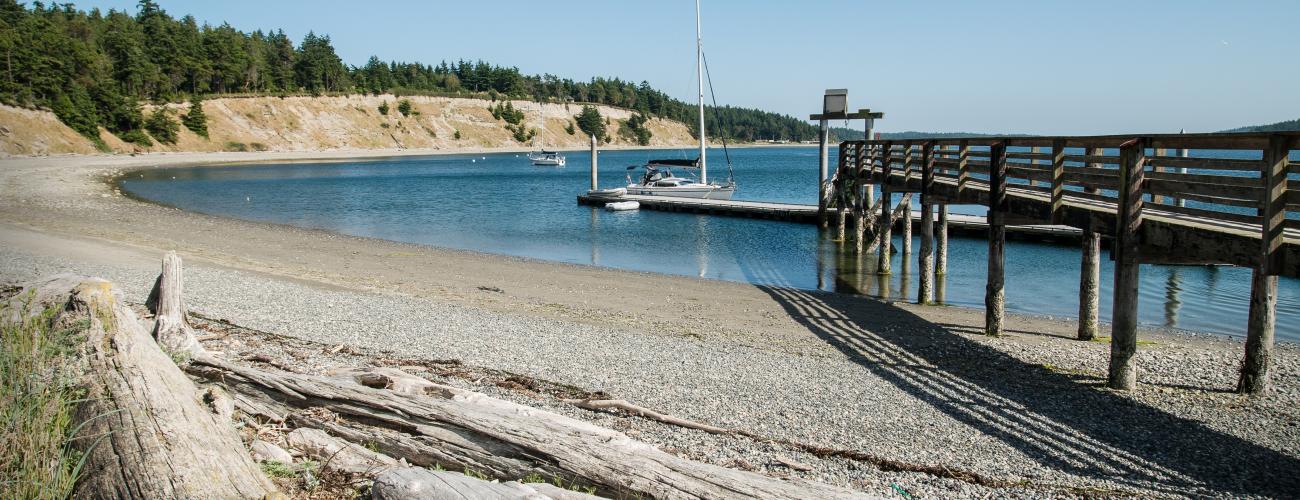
[576,193,1081,243]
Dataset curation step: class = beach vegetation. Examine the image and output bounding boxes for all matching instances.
[223,141,248,152]
[397,99,413,117]
[119,129,153,147]
[453,130,461,140]
[489,101,524,125]
[182,96,208,138]
[145,107,179,144]
[377,101,389,115]
[618,113,653,145]
[564,121,576,135]
[1,299,91,500]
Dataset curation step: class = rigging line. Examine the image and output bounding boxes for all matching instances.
[700,51,734,183]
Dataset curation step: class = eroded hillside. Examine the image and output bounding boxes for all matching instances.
[0,95,697,156]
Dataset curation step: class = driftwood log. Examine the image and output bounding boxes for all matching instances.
[7,274,273,499]
[371,468,602,500]
[189,361,870,499]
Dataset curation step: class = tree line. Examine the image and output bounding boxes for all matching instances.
[0,0,819,147]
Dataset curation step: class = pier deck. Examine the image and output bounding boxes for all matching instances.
[576,193,1080,242]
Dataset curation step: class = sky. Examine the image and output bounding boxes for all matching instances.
[72,0,1300,135]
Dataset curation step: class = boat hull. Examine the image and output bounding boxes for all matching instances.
[625,185,735,200]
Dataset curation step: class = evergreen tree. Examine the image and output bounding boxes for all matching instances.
[574,105,604,142]
[182,95,208,138]
[144,106,178,144]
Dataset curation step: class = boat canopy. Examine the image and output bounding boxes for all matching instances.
[647,158,700,168]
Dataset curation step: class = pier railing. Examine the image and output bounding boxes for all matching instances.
[835,132,1299,393]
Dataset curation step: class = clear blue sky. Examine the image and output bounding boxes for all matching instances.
[75,0,1300,134]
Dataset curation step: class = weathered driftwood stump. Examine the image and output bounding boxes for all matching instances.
[7,274,273,499]
[146,250,203,355]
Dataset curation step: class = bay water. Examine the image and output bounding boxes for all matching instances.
[118,146,1300,340]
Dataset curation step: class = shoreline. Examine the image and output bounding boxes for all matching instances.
[2,149,1298,497]
[103,147,1265,345]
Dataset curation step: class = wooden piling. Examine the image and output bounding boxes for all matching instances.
[836,208,847,241]
[901,195,913,255]
[1078,146,1102,341]
[1108,138,1148,391]
[1238,134,1290,394]
[986,142,1007,336]
[818,119,829,228]
[936,204,949,276]
[918,142,935,304]
[589,134,598,191]
[877,142,894,275]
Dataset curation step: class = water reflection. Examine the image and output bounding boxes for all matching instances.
[1165,268,1183,328]
[589,208,599,266]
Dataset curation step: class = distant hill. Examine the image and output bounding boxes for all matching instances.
[828,127,1015,142]
[1221,118,1300,133]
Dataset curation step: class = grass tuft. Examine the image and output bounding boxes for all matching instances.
[1,295,89,499]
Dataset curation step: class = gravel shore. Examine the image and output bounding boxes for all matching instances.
[2,151,1298,498]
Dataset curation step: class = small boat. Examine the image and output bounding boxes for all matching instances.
[605,201,640,211]
[528,150,566,166]
[588,187,627,197]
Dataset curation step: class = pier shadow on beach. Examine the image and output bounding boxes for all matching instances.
[749,277,1300,496]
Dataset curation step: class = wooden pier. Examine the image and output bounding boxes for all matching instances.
[576,193,1082,243]
[831,131,1300,394]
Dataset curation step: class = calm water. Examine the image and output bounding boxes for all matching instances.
[119,147,1300,340]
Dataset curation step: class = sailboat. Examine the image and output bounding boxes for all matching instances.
[528,149,565,166]
[625,0,736,200]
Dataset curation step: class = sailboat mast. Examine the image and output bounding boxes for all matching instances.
[695,0,707,184]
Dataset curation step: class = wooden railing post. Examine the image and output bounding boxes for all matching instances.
[1109,137,1148,391]
[1152,147,1167,204]
[853,142,867,251]
[985,141,1008,336]
[877,142,894,274]
[1050,139,1065,224]
[1078,146,1102,341]
[957,140,970,200]
[1238,134,1290,394]
[918,141,935,304]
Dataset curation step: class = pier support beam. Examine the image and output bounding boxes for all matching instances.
[900,196,912,256]
[985,142,1007,336]
[1078,147,1103,341]
[1238,134,1289,394]
[818,118,829,228]
[918,142,935,304]
[1078,221,1101,341]
[837,207,847,241]
[876,142,894,275]
[936,204,948,276]
[1108,138,1148,391]
[852,204,865,253]
[589,134,598,191]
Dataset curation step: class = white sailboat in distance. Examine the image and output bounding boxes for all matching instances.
[625,0,736,200]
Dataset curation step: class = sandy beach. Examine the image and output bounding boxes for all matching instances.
[1,148,1298,498]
